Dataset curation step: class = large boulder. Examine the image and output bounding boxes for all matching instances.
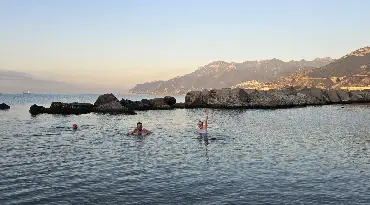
[337,90,350,102]
[93,101,131,114]
[94,94,135,114]
[141,99,153,110]
[263,89,305,107]
[349,91,364,102]
[120,99,143,110]
[0,103,10,110]
[207,88,249,108]
[29,104,46,115]
[297,87,330,103]
[163,96,176,106]
[94,93,119,107]
[357,90,370,102]
[247,88,321,108]
[325,90,341,103]
[248,90,280,108]
[185,90,210,108]
[149,98,172,109]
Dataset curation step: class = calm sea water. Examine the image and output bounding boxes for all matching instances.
[1,94,370,204]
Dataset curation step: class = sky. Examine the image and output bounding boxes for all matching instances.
[0,0,369,89]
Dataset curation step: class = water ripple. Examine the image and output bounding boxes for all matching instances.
[1,95,370,204]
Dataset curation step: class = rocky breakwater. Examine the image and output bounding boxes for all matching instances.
[0,103,10,110]
[29,94,136,115]
[185,87,370,109]
[120,96,184,110]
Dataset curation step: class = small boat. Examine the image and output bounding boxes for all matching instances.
[23,91,31,94]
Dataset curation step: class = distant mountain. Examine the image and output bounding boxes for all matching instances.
[268,46,370,89]
[129,80,165,93]
[0,70,124,94]
[129,58,334,94]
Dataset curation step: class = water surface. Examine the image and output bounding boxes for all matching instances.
[1,94,370,204]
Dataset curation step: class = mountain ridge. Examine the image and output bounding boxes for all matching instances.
[241,46,370,90]
[129,57,335,94]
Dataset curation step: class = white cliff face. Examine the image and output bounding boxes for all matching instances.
[313,57,335,63]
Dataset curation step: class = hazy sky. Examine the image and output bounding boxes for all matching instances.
[0,0,369,89]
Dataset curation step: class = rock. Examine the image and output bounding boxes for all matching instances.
[94,93,119,107]
[185,88,356,109]
[298,87,330,103]
[207,88,249,108]
[120,99,143,110]
[357,90,370,101]
[124,110,137,115]
[173,102,185,109]
[29,100,135,115]
[185,90,210,108]
[141,99,153,110]
[149,98,172,109]
[93,94,135,114]
[121,96,179,110]
[163,96,176,106]
[247,88,321,108]
[93,101,130,114]
[349,91,364,102]
[49,102,94,114]
[185,88,249,108]
[29,104,46,115]
[0,103,10,110]
[248,90,279,108]
[325,90,341,103]
[337,90,350,102]
[244,89,257,94]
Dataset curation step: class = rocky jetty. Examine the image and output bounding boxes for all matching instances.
[29,94,136,115]
[185,87,370,109]
[28,94,183,115]
[0,103,10,110]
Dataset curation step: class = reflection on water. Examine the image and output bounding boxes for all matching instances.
[1,95,370,204]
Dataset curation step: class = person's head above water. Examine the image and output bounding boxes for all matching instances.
[197,120,203,129]
[136,122,143,131]
[72,124,78,129]
[197,109,209,130]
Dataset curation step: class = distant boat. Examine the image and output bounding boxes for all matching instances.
[23,91,31,94]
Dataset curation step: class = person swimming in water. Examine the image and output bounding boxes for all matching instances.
[128,122,152,135]
[197,108,208,135]
[72,124,78,130]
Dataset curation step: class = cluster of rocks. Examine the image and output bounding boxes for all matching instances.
[29,94,183,115]
[0,103,10,110]
[27,87,370,115]
[184,87,370,109]
[120,96,184,110]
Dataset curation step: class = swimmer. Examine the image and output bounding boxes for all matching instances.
[72,124,78,130]
[128,122,152,135]
[197,108,208,135]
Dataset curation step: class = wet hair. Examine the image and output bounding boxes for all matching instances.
[137,122,142,125]
[198,120,203,126]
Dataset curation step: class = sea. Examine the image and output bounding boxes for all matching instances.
[1,94,370,204]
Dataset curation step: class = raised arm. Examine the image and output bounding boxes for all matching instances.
[204,108,208,129]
